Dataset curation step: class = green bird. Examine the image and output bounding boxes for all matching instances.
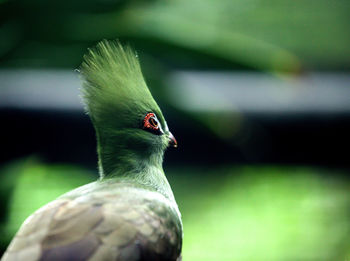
[2,40,182,261]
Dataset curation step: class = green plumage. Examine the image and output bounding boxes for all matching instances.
[81,40,164,126]
[81,41,170,182]
[2,40,182,261]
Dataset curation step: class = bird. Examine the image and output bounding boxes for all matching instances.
[1,40,182,261]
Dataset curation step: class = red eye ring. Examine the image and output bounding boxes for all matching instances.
[143,113,163,135]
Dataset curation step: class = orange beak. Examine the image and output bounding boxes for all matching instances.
[168,132,178,148]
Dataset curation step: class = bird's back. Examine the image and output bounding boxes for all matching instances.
[2,181,182,261]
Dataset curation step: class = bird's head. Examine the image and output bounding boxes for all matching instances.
[80,40,177,178]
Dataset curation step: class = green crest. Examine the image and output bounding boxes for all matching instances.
[81,40,165,131]
[80,40,170,178]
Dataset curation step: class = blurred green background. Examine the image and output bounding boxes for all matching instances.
[1,0,350,260]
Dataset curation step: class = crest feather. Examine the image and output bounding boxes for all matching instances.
[80,40,164,130]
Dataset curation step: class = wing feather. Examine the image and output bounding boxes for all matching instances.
[2,187,182,261]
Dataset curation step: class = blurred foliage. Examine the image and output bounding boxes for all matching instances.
[169,166,350,260]
[1,160,349,260]
[0,0,349,72]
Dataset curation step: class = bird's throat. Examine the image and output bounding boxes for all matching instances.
[96,141,175,201]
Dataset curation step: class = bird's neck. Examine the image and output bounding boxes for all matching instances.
[97,139,175,201]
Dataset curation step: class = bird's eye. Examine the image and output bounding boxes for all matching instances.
[143,113,163,135]
[149,117,158,128]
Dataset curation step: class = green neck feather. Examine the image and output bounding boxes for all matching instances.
[80,40,173,199]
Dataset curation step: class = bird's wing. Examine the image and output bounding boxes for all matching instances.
[2,189,182,261]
